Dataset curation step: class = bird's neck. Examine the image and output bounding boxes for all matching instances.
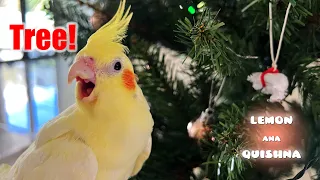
[77,89,137,121]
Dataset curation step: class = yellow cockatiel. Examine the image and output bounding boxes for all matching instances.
[0,0,154,179]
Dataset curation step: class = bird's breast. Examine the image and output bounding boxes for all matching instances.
[82,117,152,169]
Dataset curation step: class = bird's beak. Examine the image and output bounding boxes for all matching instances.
[68,56,97,102]
[68,57,96,84]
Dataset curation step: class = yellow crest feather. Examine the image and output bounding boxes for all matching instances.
[87,0,132,53]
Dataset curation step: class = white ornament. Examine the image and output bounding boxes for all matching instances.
[247,69,289,102]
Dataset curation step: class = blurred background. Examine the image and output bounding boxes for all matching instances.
[0,0,74,164]
[0,0,319,180]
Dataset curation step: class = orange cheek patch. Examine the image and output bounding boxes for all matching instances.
[122,69,136,90]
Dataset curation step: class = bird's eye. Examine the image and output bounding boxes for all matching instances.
[114,61,122,71]
[102,58,123,76]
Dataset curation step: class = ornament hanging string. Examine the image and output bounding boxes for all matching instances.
[269,1,292,70]
[209,76,226,109]
[205,76,227,120]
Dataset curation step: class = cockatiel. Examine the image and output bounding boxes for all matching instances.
[0,0,154,179]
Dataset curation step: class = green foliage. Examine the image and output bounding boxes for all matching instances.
[202,103,249,180]
[46,0,198,54]
[175,0,320,179]
[175,9,244,77]
[47,0,320,179]
[203,0,320,55]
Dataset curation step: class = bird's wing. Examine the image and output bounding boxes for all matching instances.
[35,104,77,147]
[8,104,79,177]
[0,164,11,180]
[10,138,98,180]
[130,136,152,177]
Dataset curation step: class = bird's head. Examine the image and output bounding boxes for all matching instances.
[67,0,137,113]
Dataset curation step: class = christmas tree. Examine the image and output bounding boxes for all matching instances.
[45,0,320,179]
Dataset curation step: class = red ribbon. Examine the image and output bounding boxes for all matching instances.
[260,67,279,87]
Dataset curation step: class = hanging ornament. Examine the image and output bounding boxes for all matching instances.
[90,11,108,30]
[247,67,289,102]
[247,1,292,103]
[187,77,226,141]
[187,111,212,140]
